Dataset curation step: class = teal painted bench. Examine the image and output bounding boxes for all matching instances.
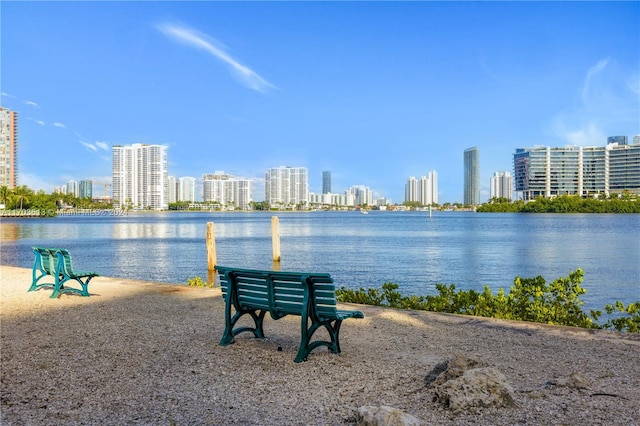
[216,265,364,362]
[29,247,100,299]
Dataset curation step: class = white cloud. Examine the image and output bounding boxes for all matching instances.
[582,58,609,102]
[157,22,276,93]
[95,141,109,151]
[18,173,57,192]
[81,141,98,152]
[36,120,45,126]
[551,58,639,146]
[53,122,66,129]
[565,123,606,146]
[24,100,40,109]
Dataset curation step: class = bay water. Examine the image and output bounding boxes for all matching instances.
[1,211,638,315]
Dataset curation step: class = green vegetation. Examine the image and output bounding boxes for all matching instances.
[477,193,640,213]
[336,269,640,333]
[1,185,112,216]
[186,276,216,288]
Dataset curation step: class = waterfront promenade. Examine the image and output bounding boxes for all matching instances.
[1,264,639,425]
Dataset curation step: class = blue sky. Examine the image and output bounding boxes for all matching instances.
[2,1,639,203]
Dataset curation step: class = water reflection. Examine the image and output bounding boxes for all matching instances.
[0,212,637,313]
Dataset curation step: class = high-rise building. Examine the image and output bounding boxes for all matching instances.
[348,185,373,206]
[167,176,178,203]
[265,166,308,208]
[0,107,19,188]
[464,147,480,205]
[202,172,253,210]
[322,171,332,194]
[112,144,168,210]
[178,176,196,202]
[513,138,640,199]
[490,172,512,200]
[608,136,628,145]
[405,170,438,205]
[79,180,93,199]
[65,180,79,197]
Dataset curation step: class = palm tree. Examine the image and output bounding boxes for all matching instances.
[12,185,32,210]
[0,185,9,206]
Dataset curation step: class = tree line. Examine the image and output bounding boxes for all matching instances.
[0,185,112,217]
[477,193,640,213]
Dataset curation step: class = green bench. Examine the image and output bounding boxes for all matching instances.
[216,265,364,362]
[29,247,100,299]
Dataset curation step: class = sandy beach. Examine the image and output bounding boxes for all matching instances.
[1,264,639,425]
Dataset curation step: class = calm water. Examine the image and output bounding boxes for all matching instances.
[1,211,638,313]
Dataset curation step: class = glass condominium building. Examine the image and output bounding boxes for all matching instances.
[464,147,480,205]
[514,139,640,200]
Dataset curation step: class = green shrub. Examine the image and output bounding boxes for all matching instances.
[187,276,214,288]
[336,269,638,333]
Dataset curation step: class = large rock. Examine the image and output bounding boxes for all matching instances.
[356,405,424,426]
[427,354,516,412]
[425,353,488,387]
[432,367,516,411]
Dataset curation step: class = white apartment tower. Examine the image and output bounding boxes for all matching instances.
[178,176,196,202]
[265,166,309,208]
[490,171,512,200]
[405,170,438,205]
[348,185,374,206]
[167,176,178,204]
[202,172,253,210]
[112,144,168,210]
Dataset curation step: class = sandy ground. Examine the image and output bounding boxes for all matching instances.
[1,264,639,425]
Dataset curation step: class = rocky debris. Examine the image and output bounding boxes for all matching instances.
[427,354,516,412]
[356,405,424,426]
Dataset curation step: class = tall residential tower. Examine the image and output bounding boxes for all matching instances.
[112,144,169,210]
[464,147,480,205]
[0,107,19,188]
[265,166,308,208]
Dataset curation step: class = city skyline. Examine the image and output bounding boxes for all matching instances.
[2,2,639,203]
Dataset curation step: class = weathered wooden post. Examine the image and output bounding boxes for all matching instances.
[207,222,217,285]
[272,216,281,270]
[207,222,217,270]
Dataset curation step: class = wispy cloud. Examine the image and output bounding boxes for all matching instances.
[581,57,609,103]
[24,100,40,109]
[551,57,639,145]
[36,120,45,126]
[95,141,109,151]
[53,122,66,129]
[81,141,98,152]
[157,22,276,93]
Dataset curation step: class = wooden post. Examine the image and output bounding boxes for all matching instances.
[271,216,281,267]
[207,222,216,271]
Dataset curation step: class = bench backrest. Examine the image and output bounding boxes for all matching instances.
[55,248,75,275]
[216,266,339,319]
[32,247,58,275]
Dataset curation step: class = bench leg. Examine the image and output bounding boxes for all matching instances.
[49,275,96,298]
[29,270,50,292]
[295,318,344,363]
[220,309,267,346]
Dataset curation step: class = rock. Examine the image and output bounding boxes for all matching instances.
[432,367,516,411]
[545,372,591,390]
[425,353,489,387]
[356,405,424,426]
